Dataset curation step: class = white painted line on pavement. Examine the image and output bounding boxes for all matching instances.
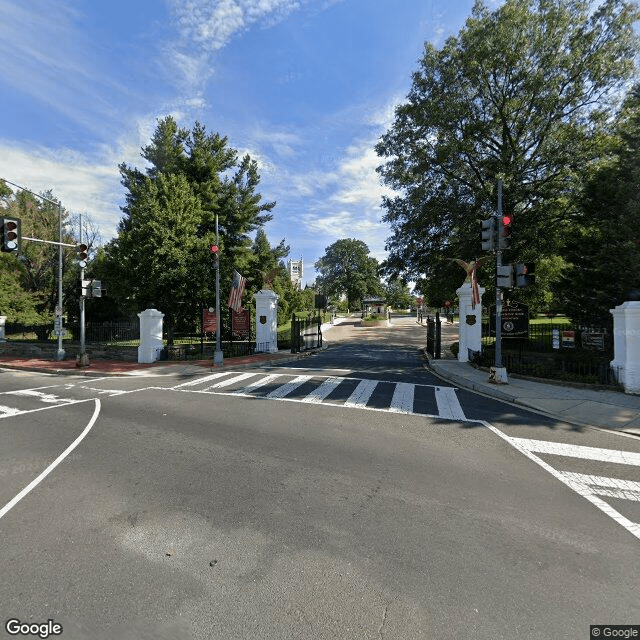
[7,389,75,404]
[172,371,233,389]
[509,437,640,467]
[0,399,101,521]
[266,375,312,398]
[300,377,345,403]
[483,422,640,542]
[389,382,415,414]
[206,372,256,390]
[435,386,466,421]
[0,405,21,417]
[233,374,282,394]
[558,472,640,502]
[344,379,378,408]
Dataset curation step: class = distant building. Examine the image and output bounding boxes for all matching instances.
[288,258,303,289]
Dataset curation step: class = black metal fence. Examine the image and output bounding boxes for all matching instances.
[476,320,618,385]
[290,314,322,353]
[5,320,140,345]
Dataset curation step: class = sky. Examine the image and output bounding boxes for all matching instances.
[0,0,499,286]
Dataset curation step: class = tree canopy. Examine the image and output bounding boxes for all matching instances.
[314,239,383,309]
[558,84,640,326]
[376,0,639,308]
[103,117,276,335]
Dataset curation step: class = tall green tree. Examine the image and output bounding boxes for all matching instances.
[106,117,276,333]
[314,239,383,310]
[558,84,640,326]
[384,277,414,310]
[376,0,639,306]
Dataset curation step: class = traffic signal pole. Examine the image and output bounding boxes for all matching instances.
[492,181,509,384]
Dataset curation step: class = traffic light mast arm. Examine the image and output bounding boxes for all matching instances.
[21,236,77,247]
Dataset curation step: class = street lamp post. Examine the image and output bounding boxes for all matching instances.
[214,213,224,366]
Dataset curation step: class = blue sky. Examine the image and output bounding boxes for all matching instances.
[0,0,497,285]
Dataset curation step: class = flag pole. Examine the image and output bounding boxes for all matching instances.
[214,213,224,366]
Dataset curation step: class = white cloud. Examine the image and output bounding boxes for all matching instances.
[167,0,303,89]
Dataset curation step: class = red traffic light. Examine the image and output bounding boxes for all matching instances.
[5,220,17,240]
[210,244,219,254]
[502,213,513,227]
[76,243,88,261]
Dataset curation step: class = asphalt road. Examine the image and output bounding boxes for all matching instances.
[0,316,638,639]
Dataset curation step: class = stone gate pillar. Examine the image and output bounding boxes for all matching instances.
[456,282,485,362]
[611,301,640,394]
[138,308,164,363]
[254,289,279,353]
[0,316,6,343]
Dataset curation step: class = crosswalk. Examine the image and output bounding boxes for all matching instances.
[486,425,640,541]
[172,370,469,420]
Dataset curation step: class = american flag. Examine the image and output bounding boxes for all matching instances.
[228,270,246,313]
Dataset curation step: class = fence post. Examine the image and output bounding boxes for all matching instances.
[435,311,441,359]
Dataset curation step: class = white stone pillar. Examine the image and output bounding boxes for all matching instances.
[456,282,485,363]
[610,301,640,394]
[138,308,165,363]
[0,316,6,343]
[254,289,279,353]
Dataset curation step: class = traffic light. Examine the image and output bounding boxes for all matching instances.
[481,218,496,251]
[1,217,21,253]
[515,263,535,287]
[76,243,88,267]
[498,213,512,250]
[497,264,514,289]
[210,244,219,263]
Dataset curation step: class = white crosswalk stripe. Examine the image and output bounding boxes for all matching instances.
[205,372,256,390]
[300,377,344,403]
[389,382,414,414]
[434,386,466,420]
[266,375,311,398]
[233,374,282,395]
[344,379,378,408]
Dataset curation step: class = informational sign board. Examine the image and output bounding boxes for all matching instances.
[582,332,605,351]
[489,301,529,338]
[232,309,250,337]
[562,330,575,348]
[202,308,218,333]
[552,329,560,350]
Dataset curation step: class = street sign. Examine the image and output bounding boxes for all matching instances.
[562,331,575,348]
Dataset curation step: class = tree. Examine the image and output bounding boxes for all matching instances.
[384,277,414,310]
[558,85,640,326]
[314,239,383,310]
[105,117,276,334]
[376,0,639,304]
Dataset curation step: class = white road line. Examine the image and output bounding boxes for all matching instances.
[300,377,345,403]
[483,423,640,542]
[233,374,282,394]
[509,437,640,467]
[0,405,21,416]
[6,389,74,404]
[344,379,378,408]
[0,398,101,521]
[172,372,233,389]
[558,472,640,502]
[434,386,466,420]
[266,375,311,399]
[0,400,88,419]
[206,372,256,390]
[389,382,415,414]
